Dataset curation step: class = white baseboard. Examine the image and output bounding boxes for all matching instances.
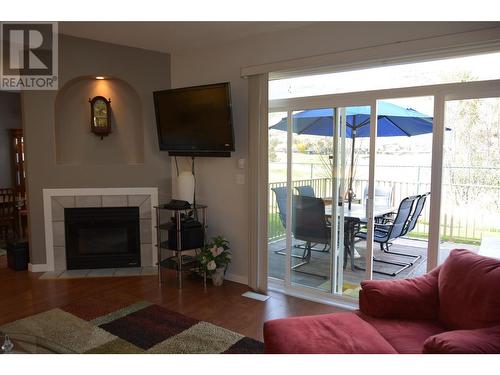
[26,263,249,286]
[28,263,50,272]
[224,272,248,285]
[26,264,250,287]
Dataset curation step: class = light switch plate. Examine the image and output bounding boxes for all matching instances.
[237,158,246,169]
[236,174,245,185]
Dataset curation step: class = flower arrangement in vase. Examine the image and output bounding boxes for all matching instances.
[197,236,231,286]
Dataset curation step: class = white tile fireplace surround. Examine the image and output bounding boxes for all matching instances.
[33,188,158,273]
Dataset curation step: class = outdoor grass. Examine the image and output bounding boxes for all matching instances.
[409,222,500,245]
[268,212,285,240]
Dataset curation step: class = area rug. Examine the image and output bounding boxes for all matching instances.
[0,300,264,354]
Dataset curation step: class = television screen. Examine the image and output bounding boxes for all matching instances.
[153,82,234,156]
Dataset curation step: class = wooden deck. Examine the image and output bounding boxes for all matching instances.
[268,236,477,291]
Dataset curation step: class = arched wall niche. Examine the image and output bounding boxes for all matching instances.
[55,76,144,165]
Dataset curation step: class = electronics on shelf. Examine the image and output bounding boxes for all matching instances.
[162,199,191,210]
[165,215,204,251]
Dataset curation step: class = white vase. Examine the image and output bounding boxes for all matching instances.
[212,267,225,286]
[176,171,195,204]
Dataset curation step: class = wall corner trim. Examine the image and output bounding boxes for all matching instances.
[28,263,50,272]
[224,272,249,286]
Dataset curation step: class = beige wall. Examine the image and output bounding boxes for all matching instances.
[0,92,22,188]
[170,22,500,283]
[23,35,171,264]
[55,77,144,165]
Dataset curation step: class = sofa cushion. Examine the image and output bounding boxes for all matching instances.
[359,266,440,321]
[438,249,500,330]
[358,313,446,354]
[423,325,500,354]
[264,312,397,354]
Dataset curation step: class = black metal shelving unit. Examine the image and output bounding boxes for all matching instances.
[154,204,207,288]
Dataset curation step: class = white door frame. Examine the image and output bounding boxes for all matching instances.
[267,78,500,306]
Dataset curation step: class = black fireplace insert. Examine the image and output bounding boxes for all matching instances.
[65,207,141,270]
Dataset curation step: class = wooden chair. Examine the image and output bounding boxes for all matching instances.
[0,192,17,241]
[0,188,15,196]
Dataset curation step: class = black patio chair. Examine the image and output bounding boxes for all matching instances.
[271,187,310,262]
[376,192,430,264]
[290,195,331,278]
[295,185,330,252]
[272,186,287,229]
[373,192,430,262]
[355,195,419,276]
[271,186,329,256]
[295,185,316,197]
[403,192,430,236]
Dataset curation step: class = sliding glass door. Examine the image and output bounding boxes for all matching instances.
[439,96,500,263]
[267,107,346,295]
[336,106,374,298]
[268,111,288,283]
[267,100,436,302]
[288,108,337,292]
[266,78,500,305]
[371,97,434,280]
[267,104,376,300]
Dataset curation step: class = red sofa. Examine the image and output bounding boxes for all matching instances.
[264,249,500,354]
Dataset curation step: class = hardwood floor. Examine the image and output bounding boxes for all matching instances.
[0,256,344,341]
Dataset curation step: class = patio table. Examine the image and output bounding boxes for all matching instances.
[325,203,396,271]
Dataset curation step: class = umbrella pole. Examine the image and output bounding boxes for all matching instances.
[348,130,356,210]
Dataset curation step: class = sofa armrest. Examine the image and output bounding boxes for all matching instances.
[263,312,398,354]
[423,325,500,354]
[359,266,440,320]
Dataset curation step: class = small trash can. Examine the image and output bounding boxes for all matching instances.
[6,241,29,271]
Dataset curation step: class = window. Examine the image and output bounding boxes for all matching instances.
[269,52,500,100]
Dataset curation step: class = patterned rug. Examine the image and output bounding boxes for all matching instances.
[0,299,264,354]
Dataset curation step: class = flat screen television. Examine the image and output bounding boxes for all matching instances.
[153,82,235,157]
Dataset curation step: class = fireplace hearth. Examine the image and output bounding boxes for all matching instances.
[65,207,141,270]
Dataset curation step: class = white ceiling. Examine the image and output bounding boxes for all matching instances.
[59,22,311,54]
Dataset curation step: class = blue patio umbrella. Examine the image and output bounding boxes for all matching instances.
[270,101,437,206]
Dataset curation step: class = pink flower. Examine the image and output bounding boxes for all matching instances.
[207,260,216,271]
[210,246,224,257]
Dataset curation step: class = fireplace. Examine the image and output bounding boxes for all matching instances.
[65,207,141,270]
